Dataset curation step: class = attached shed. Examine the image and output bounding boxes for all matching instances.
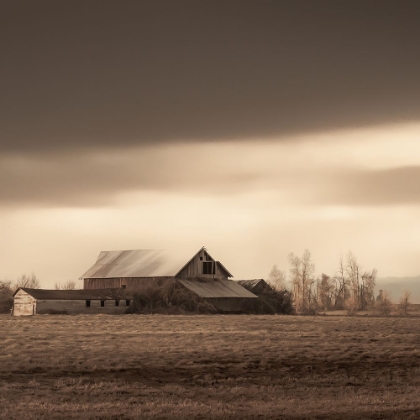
[80,246,234,289]
[13,288,133,316]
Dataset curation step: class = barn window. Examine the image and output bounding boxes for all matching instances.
[126,300,130,306]
[86,300,91,308]
[121,285,126,289]
[115,300,119,307]
[203,261,215,275]
[200,256,203,260]
[100,300,105,307]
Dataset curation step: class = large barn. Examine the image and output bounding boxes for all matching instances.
[80,246,257,311]
[80,247,232,288]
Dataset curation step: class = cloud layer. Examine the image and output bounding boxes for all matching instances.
[2,138,420,207]
[1,1,420,153]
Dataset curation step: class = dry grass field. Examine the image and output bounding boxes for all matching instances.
[1,314,420,419]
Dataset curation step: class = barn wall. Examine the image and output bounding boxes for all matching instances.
[84,278,121,289]
[36,299,130,314]
[13,290,36,316]
[176,249,229,279]
[84,277,175,290]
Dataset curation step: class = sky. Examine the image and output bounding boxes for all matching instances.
[1,1,420,288]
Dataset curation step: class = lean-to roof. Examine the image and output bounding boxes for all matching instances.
[179,278,257,299]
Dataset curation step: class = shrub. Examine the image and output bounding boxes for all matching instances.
[375,290,393,316]
[239,281,295,314]
[127,280,217,314]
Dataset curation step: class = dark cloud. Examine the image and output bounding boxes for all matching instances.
[0,148,263,206]
[3,141,420,208]
[1,1,420,153]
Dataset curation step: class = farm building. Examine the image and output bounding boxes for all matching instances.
[80,247,232,287]
[237,279,274,295]
[80,246,257,311]
[13,288,132,316]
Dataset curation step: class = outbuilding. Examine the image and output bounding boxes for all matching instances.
[13,288,132,316]
[237,279,274,295]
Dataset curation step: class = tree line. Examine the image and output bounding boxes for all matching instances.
[267,250,412,315]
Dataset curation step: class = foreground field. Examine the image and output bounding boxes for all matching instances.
[1,315,420,419]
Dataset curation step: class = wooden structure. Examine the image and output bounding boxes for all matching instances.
[13,288,132,316]
[237,279,274,295]
[80,247,233,289]
[80,246,257,311]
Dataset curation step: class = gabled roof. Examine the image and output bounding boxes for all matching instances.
[14,288,132,300]
[179,278,257,299]
[79,247,233,279]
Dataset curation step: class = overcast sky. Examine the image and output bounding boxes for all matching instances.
[2,1,420,288]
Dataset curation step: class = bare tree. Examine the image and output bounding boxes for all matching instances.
[267,265,286,291]
[55,280,77,290]
[346,251,360,310]
[316,274,335,310]
[334,255,349,309]
[398,290,411,315]
[360,269,377,310]
[289,249,315,313]
[333,253,376,311]
[15,273,41,290]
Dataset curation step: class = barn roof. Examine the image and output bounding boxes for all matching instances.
[237,279,273,292]
[15,288,132,300]
[79,247,233,279]
[179,278,257,299]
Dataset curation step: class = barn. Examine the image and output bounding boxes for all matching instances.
[80,246,257,311]
[13,288,132,316]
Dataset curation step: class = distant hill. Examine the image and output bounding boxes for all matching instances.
[376,276,420,303]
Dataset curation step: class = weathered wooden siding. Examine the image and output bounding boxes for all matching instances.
[84,278,121,289]
[176,249,229,279]
[13,289,36,316]
[84,277,176,290]
[36,299,129,314]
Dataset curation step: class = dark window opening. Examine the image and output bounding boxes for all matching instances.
[115,300,119,307]
[199,256,203,260]
[126,300,130,307]
[86,300,91,308]
[100,300,105,307]
[203,261,215,275]
[121,284,126,289]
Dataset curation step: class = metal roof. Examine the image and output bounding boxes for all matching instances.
[79,247,233,279]
[179,278,257,299]
[15,288,132,300]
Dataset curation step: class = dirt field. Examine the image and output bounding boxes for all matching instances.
[1,314,420,419]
